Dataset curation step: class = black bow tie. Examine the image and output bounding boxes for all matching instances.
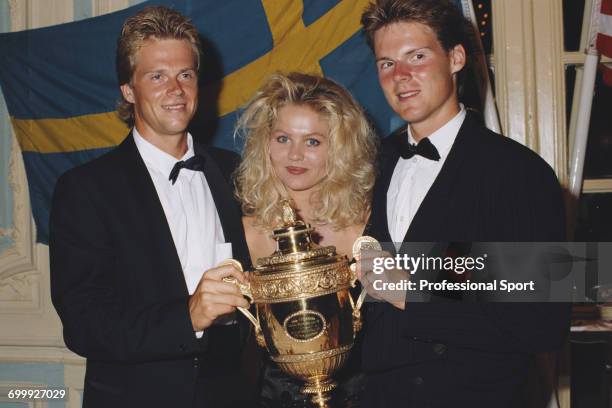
[168,155,206,184]
[399,135,440,161]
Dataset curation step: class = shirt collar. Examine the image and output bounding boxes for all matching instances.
[132,128,195,183]
[406,104,466,160]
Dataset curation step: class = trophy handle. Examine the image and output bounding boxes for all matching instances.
[349,236,382,334]
[347,260,367,313]
[346,265,364,333]
[347,288,364,334]
[222,276,266,348]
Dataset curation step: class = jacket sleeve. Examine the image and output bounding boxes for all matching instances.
[49,170,203,363]
[479,154,571,353]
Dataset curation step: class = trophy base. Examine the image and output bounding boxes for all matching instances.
[302,377,336,408]
[272,345,352,407]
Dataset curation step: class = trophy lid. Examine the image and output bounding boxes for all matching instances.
[255,200,337,270]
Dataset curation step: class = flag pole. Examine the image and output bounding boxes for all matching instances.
[460,0,502,133]
[568,0,601,200]
[568,53,599,198]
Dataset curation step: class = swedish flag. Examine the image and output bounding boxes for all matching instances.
[0,0,467,243]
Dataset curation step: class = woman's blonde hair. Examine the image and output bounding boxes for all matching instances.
[234,72,378,229]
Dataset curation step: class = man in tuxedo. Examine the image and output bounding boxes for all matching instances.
[358,0,571,406]
[49,6,254,408]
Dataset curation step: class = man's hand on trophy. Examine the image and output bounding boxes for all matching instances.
[354,250,409,310]
[188,264,250,331]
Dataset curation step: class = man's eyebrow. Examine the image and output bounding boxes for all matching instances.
[375,47,431,62]
[141,67,197,74]
[406,47,431,55]
[141,68,165,75]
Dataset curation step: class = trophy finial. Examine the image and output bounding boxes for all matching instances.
[267,199,312,255]
[281,199,297,226]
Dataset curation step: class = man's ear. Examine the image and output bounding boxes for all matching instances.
[120,83,135,103]
[449,44,466,74]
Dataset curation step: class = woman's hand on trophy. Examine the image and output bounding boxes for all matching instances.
[354,250,409,310]
[188,264,250,331]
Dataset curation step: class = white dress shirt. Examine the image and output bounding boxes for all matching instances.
[133,130,231,335]
[387,107,466,242]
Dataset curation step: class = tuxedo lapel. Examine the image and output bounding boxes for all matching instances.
[195,145,254,344]
[117,135,188,295]
[402,114,476,242]
[196,145,250,269]
[365,128,404,323]
[366,128,403,242]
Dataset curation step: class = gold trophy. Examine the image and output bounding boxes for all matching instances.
[226,201,369,407]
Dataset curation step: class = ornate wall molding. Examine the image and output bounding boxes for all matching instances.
[0,131,38,304]
[492,0,567,180]
[0,0,76,350]
[0,134,63,346]
[492,0,537,149]
[532,0,567,183]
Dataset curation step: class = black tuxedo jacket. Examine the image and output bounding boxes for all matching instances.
[49,134,253,408]
[362,114,571,407]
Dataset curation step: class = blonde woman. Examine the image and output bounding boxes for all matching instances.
[234,72,377,407]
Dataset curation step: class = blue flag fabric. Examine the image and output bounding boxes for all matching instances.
[0,0,465,244]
